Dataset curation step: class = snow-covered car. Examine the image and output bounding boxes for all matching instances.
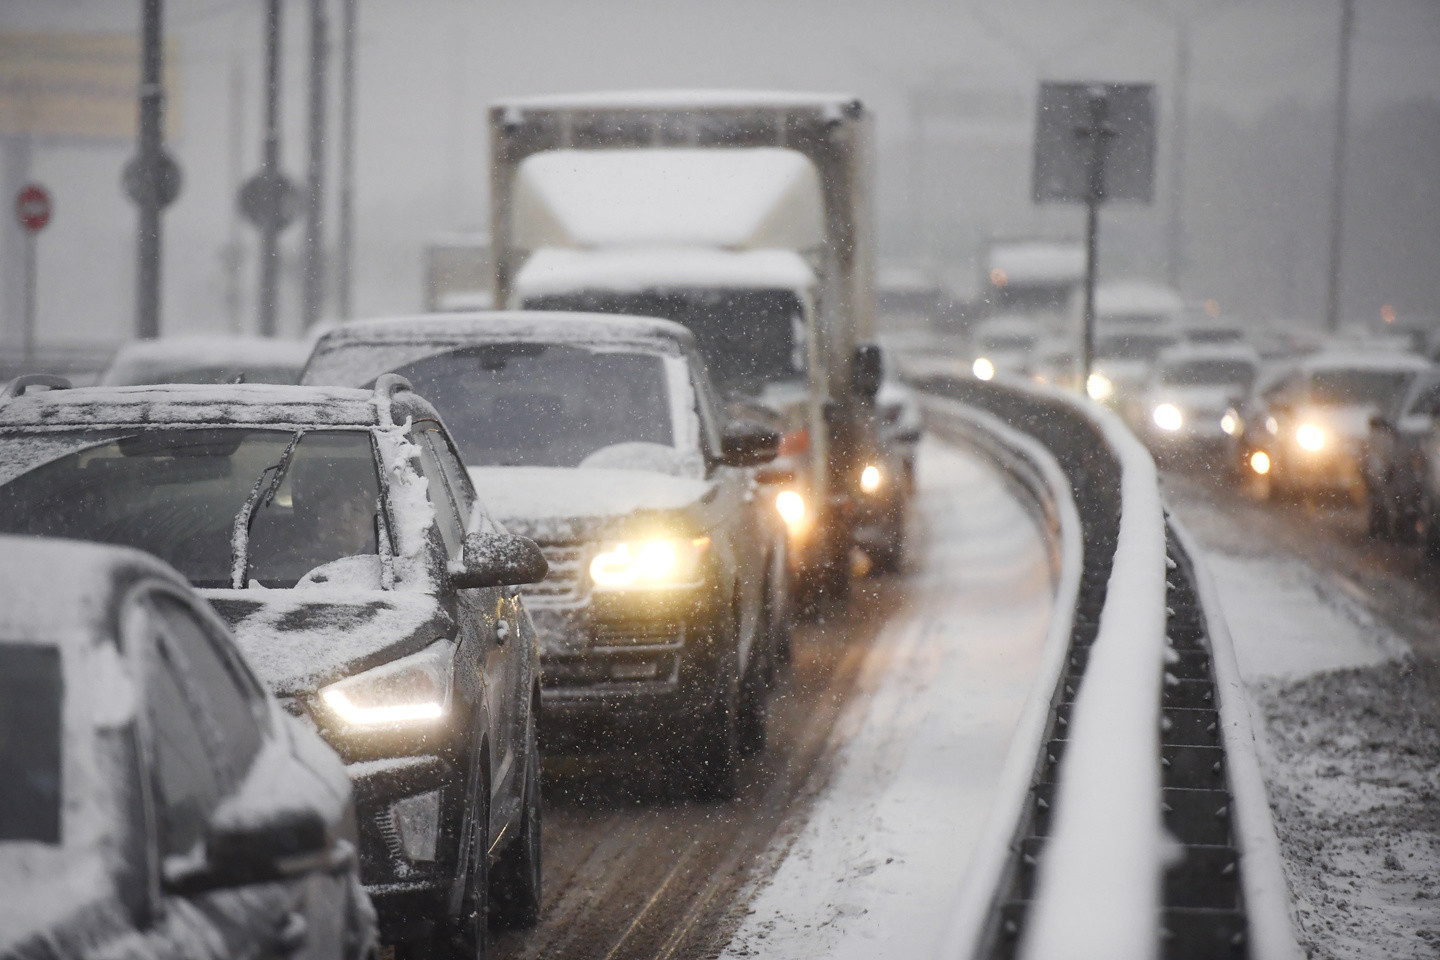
[967,316,1040,381]
[1364,369,1440,540]
[1138,343,1259,463]
[875,342,922,496]
[0,534,376,960]
[303,312,789,800]
[0,377,548,956]
[1084,325,1182,421]
[101,336,311,386]
[1237,352,1433,499]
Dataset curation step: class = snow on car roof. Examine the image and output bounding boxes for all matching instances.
[494,89,861,112]
[1297,351,1432,373]
[0,534,180,641]
[1156,342,1260,365]
[514,148,824,250]
[0,383,383,429]
[315,309,695,352]
[515,247,817,299]
[988,242,1087,283]
[102,336,311,377]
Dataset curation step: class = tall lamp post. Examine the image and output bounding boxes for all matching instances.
[1324,0,1355,333]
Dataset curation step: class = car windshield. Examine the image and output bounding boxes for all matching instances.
[385,344,676,468]
[981,334,1036,352]
[0,645,62,844]
[1160,360,1256,388]
[1307,369,1412,407]
[0,429,380,588]
[525,288,806,395]
[1097,333,1176,361]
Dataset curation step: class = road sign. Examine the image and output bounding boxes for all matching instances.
[239,170,300,231]
[123,151,183,209]
[1033,83,1155,205]
[15,184,51,233]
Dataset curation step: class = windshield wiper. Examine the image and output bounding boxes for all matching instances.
[229,430,305,589]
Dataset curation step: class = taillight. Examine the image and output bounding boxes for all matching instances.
[779,429,809,457]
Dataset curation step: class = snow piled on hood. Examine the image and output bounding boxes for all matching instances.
[469,465,709,534]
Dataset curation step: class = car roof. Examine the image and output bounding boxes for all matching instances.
[0,382,407,430]
[312,310,696,354]
[1296,351,1432,374]
[0,534,187,643]
[1157,342,1260,365]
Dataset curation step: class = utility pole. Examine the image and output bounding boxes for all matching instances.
[131,0,173,340]
[336,0,357,320]
[1324,0,1355,333]
[301,0,329,329]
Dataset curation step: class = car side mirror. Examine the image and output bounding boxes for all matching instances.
[720,422,780,468]
[454,532,548,589]
[205,807,328,880]
[851,344,883,401]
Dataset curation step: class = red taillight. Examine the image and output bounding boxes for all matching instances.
[778,429,809,458]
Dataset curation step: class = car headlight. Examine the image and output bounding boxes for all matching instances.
[972,357,996,381]
[775,490,807,531]
[1250,450,1271,475]
[1220,411,1239,436]
[1086,373,1113,401]
[1265,416,1279,436]
[1295,423,1326,452]
[319,640,452,727]
[590,536,710,589]
[1152,403,1184,432]
[859,464,883,493]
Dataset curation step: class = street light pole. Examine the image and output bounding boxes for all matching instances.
[257,0,283,337]
[1166,18,1191,291]
[301,0,329,329]
[336,0,357,321]
[1324,0,1355,334]
[135,0,165,339]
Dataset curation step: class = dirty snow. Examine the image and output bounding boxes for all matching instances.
[722,437,1057,959]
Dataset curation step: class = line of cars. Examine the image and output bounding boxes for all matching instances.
[1,306,877,958]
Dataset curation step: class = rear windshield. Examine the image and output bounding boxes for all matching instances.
[1159,360,1256,388]
[1096,333,1176,361]
[0,429,380,588]
[0,645,62,844]
[386,344,674,468]
[1307,369,1412,407]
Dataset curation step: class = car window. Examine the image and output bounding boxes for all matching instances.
[690,354,724,461]
[412,424,466,558]
[137,591,268,859]
[0,644,63,844]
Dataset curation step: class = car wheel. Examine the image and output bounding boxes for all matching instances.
[489,708,542,929]
[688,638,741,802]
[449,763,491,960]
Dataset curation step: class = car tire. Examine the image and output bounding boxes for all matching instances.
[489,706,542,930]
[448,761,491,960]
[688,639,741,802]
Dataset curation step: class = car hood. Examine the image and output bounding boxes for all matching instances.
[1147,385,1244,413]
[469,466,713,542]
[202,588,453,696]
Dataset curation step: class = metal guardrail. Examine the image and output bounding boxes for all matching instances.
[914,374,1302,960]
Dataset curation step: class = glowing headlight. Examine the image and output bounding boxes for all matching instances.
[775,490,807,529]
[1295,423,1326,452]
[590,536,710,588]
[973,357,996,381]
[1250,450,1271,475]
[1220,412,1239,436]
[1086,373,1113,401]
[320,641,452,727]
[1152,403,1184,432]
[860,464,882,493]
[1265,416,1279,436]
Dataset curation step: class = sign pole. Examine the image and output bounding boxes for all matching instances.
[135,0,164,340]
[14,183,52,370]
[22,231,35,367]
[257,0,284,337]
[1078,89,1113,395]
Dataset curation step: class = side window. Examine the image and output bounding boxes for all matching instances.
[426,428,488,533]
[137,590,269,861]
[412,423,465,557]
[689,354,724,461]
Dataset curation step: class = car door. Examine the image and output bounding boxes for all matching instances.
[410,422,517,823]
[128,585,348,960]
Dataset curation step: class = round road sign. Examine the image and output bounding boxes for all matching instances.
[16,184,52,233]
[239,170,301,231]
[123,152,183,209]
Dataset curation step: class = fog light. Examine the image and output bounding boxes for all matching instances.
[391,790,439,862]
[973,357,995,381]
[1086,373,1113,401]
[860,464,882,493]
[1250,450,1271,475]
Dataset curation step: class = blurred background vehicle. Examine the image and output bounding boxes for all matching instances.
[967,315,1041,381]
[0,534,376,960]
[0,377,549,957]
[1367,369,1440,541]
[1236,352,1432,500]
[1138,341,1260,466]
[304,312,789,799]
[100,336,311,386]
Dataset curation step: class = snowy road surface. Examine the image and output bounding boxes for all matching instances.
[721,437,1055,957]
[492,435,1059,960]
[1166,472,1440,959]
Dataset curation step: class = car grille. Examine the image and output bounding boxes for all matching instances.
[522,544,589,605]
[593,619,686,649]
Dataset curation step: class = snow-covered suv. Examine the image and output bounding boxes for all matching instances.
[0,376,547,957]
[304,312,789,800]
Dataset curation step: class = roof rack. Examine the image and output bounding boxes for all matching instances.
[2,374,72,400]
[372,373,414,426]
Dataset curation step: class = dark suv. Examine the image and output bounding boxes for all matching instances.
[304,312,788,800]
[0,376,547,956]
